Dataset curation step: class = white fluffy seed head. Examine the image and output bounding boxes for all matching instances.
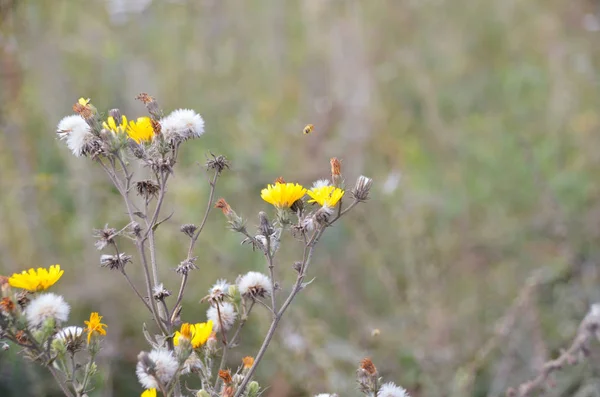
[25,293,70,328]
[56,115,93,157]
[159,109,204,141]
[207,302,237,332]
[377,382,410,397]
[237,271,272,298]
[136,349,178,389]
[55,326,84,341]
[311,179,331,189]
[208,279,229,303]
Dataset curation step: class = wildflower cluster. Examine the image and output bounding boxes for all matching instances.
[5,92,374,397]
[0,265,107,396]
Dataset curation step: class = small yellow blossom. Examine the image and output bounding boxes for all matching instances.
[141,389,156,397]
[8,264,64,292]
[84,312,107,343]
[173,320,213,348]
[307,185,344,207]
[103,115,128,133]
[78,98,90,106]
[261,182,307,208]
[127,117,155,143]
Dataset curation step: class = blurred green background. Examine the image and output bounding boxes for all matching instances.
[3,0,600,396]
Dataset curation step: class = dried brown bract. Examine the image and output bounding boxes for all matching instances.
[206,153,230,174]
[93,225,117,250]
[180,224,198,238]
[135,179,160,201]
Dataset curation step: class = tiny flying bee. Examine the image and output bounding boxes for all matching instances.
[303,124,314,135]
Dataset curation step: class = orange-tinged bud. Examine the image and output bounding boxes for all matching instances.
[242,356,254,369]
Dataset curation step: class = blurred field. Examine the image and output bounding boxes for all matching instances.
[3,0,600,396]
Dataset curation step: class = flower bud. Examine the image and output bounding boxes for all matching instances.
[247,381,260,397]
[352,175,373,201]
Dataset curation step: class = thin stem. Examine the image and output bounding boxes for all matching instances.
[172,169,219,320]
[112,241,153,314]
[229,301,255,346]
[215,302,228,345]
[253,298,275,315]
[121,268,153,313]
[146,171,168,288]
[147,230,160,291]
[172,273,188,317]
[265,238,277,314]
[187,170,220,258]
[214,302,255,391]
[48,365,75,397]
[214,340,229,391]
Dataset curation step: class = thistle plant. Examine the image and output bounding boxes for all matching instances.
[0,93,390,397]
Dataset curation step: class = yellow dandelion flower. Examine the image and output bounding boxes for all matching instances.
[8,264,64,292]
[84,312,107,343]
[141,389,156,397]
[127,117,155,143]
[307,185,345,207]
[173,320,213,348]
[103,115,128,133]
[78,97,90,106]
[261,182,307,208]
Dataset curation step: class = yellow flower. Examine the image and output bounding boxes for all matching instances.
[8,264,64,292]
[78,97,90,106]
[103,115,128,133]
[84,312,107,343]
[173,320,213,348]
[127,117,155,143]
[141,389,156,397]
[307,185,344,207]
[261,182,307,208]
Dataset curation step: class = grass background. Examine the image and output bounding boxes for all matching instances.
[2,0,600,396]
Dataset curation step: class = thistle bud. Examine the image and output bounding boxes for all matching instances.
[136,93,163,119]
[215,198,245,232]
[330,157,342,187]
[258,212,273,236]
[352,175,373,201]
[108,108,122,122]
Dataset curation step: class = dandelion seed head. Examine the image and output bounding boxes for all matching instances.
[377,382,410,397]
[25,293,70,328]
[207,302,236,332]
[136,349,178,389]
[160,109,204,141]
[56,115,94,157]
[206,279,229,304]
[312,179,331,189]
[237,271,272,298]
